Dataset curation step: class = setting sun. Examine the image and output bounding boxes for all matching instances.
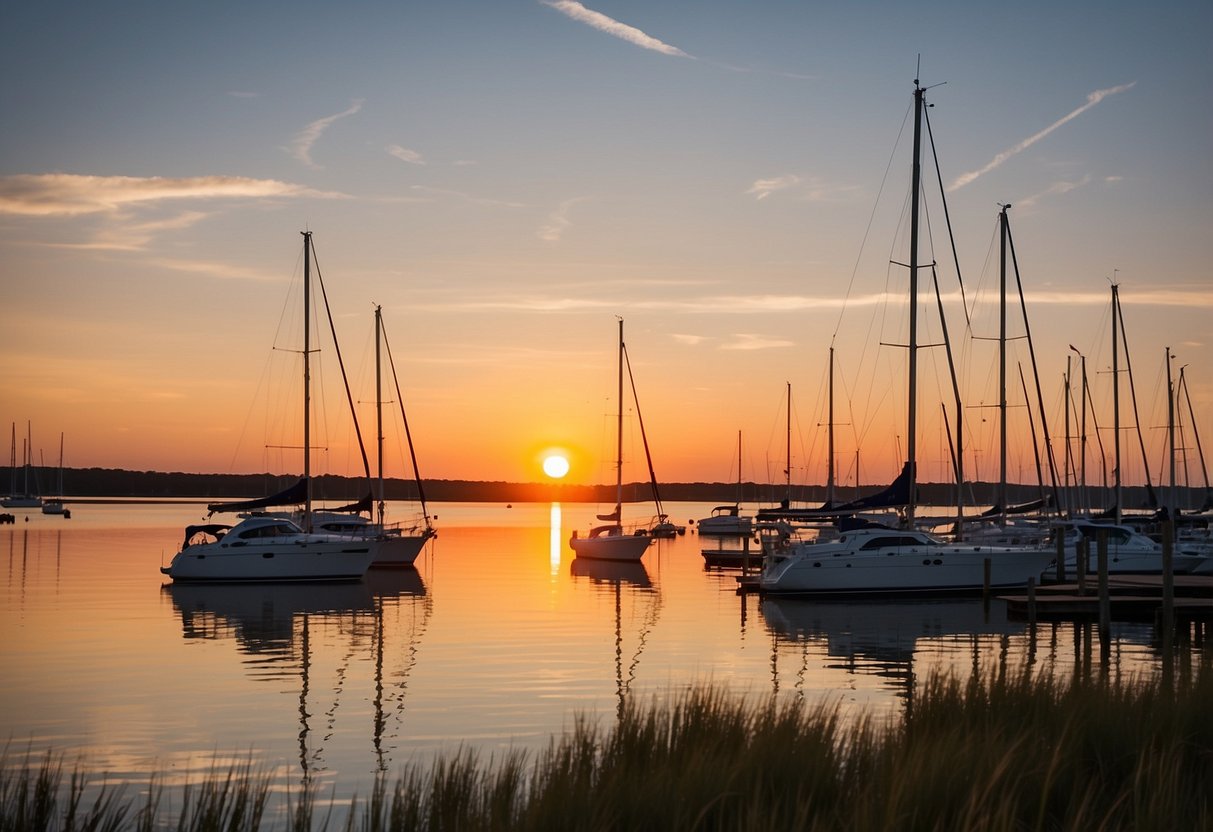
[542,454,570,479]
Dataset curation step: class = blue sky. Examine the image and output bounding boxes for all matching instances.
[1,1,1210,490]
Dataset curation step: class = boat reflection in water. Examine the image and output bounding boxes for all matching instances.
[760,597,1023,698]
[570,557,658,717]
[164,569,429,776]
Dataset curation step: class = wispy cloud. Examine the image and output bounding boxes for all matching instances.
[0,173,318,217]
[670,333,707,346]
[721,334,795,351]
[542,1,692,58]
[287,99,364,168]
[538,197,589,242]
[747,174,863,203]
[387,144,425,165]
[411,184,526,209]
[149,257,285,283]
[950,82,1136,191]
[747,175,800,200]
[1015,175,1091,210]
[227,91,259,99]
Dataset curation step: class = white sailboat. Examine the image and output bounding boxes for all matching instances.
[759,79,1055,596]
[41,432,68,515]
[569,319,653,562]
[697,431,752,536]
[161,232,376,583]
[365,304,435,564]
[2,423,43,509]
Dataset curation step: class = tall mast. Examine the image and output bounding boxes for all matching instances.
[302,231,313,529]
[998,205,1009,524]
[375,305,385,527]
[616,318,625,515]
[785,381,792,503]
[1063,358,1072,517]
[1111,283,1121,524]
[1167,347,1176,516]
[827,347,836,506]
[1079,351,1088,515]
[906,80,924,525]
[736,430,743,504]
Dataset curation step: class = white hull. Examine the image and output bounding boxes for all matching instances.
[570,532,652,562]
[760,530,1054,596]
[1064,550,1205,575]
[370,531,433,565]
[41,501,67,515]
[162,518,376,582]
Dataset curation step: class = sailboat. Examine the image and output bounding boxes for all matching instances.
[569,319,654,562]
[160,232,376,583]
[41,433,68,516]
[365,304,436,564]
[697,431,752,536]
[2,423,43,509]
[759,79,1055,596]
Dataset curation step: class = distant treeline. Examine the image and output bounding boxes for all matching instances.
[1,466,1198,509]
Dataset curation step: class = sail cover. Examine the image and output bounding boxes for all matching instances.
[207,477,308,514]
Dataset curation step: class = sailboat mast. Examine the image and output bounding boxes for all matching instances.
[1112,283,1121,524]
[1167,347,1176,516]
[735,430,742,504]
[827,347,835,506]
[998,206,1009,524]
[906,80,924,526]
[375,305,385,527]
[616,318,625,515]
[302,231,313,530]
[785,381,792,503]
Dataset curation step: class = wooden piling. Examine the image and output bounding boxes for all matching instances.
[1027,577,1037,625]
[1097,530,1110,634]
[1054,533,1066,582]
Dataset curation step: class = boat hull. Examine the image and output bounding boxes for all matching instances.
[761,546,1055,596]
[370,531,433,566]
[162,538,375,582]
[697,517,752,536]
[570,532,652,562]
[2,497,42,509]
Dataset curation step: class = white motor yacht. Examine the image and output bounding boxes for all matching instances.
[759,528,1055,596]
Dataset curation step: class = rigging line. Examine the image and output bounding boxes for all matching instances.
[1114,290,1157,502]
[922,100,972,328]
[622,342,664,516]
[309,239,373,484]
[831,100,913,341]
[1005,216,1062,511]
[380,318,432,525]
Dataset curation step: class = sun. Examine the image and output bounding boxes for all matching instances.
[542,454,570,479]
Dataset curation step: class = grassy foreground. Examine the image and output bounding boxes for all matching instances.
[4,665,1211,831]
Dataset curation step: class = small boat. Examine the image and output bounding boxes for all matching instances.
[41,433,68,516]
[697,432,752,536]
[2,422,43,509]
[161,232,377,583]
[759,528,1055,596]
[1057,521,1207,575]
[569,319,653,562]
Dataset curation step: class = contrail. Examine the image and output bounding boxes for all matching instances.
[949,82,1135,191]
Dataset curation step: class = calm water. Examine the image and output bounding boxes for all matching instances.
[1,500,1199,819]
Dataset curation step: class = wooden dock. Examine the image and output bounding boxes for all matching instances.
[1000,575,1213,623]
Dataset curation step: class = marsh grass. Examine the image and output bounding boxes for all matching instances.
[4,664,1210,831]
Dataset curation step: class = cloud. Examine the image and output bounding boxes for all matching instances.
[747,175,800,200]
[949,82,1136,191]
[387,144,425,165]
[542,1,692,58]
[721,334,795,351]
[0,173,317,217]
[227,91,259,99]
[287,99,364,168]
[1015,175,1091,210]
[411,184,526,209]
[538,197,589,242]
[670,333,707,346]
